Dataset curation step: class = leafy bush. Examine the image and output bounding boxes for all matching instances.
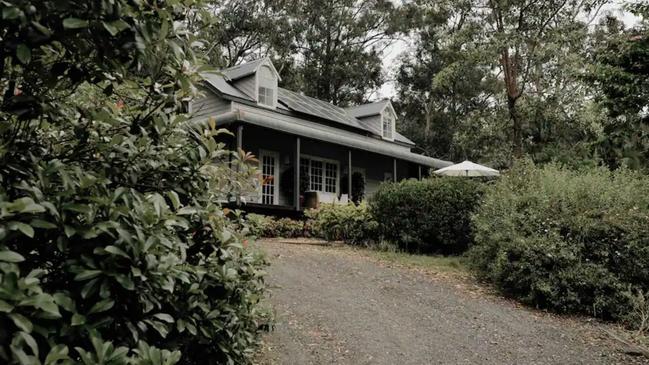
[246,214,307,238]
[0,1,268,364]
[469,161,649,320]
[246,214,274,237]
[306,203,378,245]
[369,178,483,253]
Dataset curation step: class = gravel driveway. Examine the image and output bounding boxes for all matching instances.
[256,240,648,365]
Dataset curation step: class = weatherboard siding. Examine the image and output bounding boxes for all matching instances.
[191,88,231,121]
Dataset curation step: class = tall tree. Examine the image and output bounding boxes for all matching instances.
[281,0,409,105]
[588,5,649,169]
[199,0,293,67]
[396,0,606,166]
[482,0,605,158]
[199,0,405,105]
[395,0,502,162]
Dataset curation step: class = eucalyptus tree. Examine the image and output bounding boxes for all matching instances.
[480,0,607,158]
[395,0,503,162]
[278,0,409,106]
[198,0,294,67]
[396,0,607,165]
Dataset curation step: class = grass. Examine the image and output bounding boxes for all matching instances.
[363,248,469,275]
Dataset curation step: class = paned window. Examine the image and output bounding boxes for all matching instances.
[258,86,274,106]
[382,112,394,139]
[300,157,338,194]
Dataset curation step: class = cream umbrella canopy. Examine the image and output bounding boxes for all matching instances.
[433,160,500,177]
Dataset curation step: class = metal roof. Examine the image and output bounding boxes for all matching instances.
[394,132,415,145]
[220,58,266,80]
[345,100,390,118]
[201,71,254,101]
[202,72,417,146]
[197,110,453,169]
[277,88,369,132]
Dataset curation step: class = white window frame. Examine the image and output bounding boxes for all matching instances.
[255,63,278,109]
[300,154,340,195]
[382,110,395,140]
[258,86,274,107]
[258,149,280,205]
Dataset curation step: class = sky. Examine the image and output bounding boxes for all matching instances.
[375,1,643,99]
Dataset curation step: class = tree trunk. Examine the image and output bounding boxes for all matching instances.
[423,101,432,138]
[500,48,523,159]
[508,96,523,158]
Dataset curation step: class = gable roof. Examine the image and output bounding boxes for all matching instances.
[220,58,281,81]
[345,100,391,119]
[201,63,416,146]
[201,71,254,101]
[278,88,369,132]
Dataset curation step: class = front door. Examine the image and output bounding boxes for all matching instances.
[259,150,279,205]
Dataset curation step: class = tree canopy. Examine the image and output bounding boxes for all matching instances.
[198,0,648,169]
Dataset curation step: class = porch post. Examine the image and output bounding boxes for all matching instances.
[393,158,397,182]
[235,125,243,206]
[418,165,422,180]
[347,150,352,201]
[294,137,301,211]
[236,125,243,152]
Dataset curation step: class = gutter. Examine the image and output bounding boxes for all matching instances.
[192,109,453,169]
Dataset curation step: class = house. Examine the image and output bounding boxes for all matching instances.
[190,58,452,213]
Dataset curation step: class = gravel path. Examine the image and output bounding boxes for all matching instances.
[256,240,648,365]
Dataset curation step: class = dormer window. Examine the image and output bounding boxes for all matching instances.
[382,111,394,140]
[258,86,274,107]
[256,64,278,108]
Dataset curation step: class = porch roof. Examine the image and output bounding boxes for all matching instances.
[202,109,453,169]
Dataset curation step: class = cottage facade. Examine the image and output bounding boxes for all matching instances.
[191,58,451,212]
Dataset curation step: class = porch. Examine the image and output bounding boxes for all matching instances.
[223,123,430,212]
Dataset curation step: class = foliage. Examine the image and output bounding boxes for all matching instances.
[278,0,408,105]
[350,172,365,204]
[306,203,378,245]
[0,1,268,364]
[469,161,649,320]
[395,0,605,167]
[279,166,310,206]
[202,0,408,106]
[198,0,293,68]
[587,13,649,170]
[625,290,649,337]
[245,214,306,238]
[370,178,483,253]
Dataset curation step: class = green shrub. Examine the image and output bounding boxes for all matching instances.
[246,214,274,237]
[271,218,306,238]
[0,1,268,363]
[469,161,649,320]
[369,178,483,253]
[246,214,306,238]
[306,202,378,245]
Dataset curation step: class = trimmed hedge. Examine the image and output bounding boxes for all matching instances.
[369,178,483,253]
[246,214,307,238]
[306,202,378,245]
[469,161,649,320]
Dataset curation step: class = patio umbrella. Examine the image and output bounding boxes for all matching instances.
[433,160,500,177]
